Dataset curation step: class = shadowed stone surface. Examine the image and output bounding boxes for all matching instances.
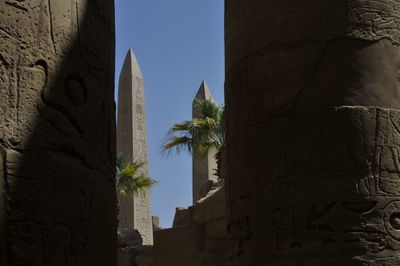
[192,81,218,203]
[137,82,227,265]
[225,0,400,265]
[117,49,153,245]
[118,229,142,266]
[0,0,116,265]
[138,183,228,266]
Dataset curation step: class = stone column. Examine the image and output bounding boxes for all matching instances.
[192,81,218,203]
[0,0,116,265]
[117,49,153,245]
[225,0,400,265]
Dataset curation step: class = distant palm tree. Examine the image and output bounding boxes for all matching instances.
[116,153,156,195]
[162,97,225,178]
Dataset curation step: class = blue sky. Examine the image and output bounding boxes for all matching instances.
[115,0,225,228]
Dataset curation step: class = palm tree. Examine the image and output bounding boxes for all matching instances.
[162,97,225,178]
[116,153,157,195]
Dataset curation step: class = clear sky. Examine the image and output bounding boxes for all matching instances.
[115,0,225,228]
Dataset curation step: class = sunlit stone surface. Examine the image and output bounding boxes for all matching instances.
[117,49,153,245]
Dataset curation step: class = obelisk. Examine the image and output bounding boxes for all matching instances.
[117,49,153,245]
[192,81,218,203]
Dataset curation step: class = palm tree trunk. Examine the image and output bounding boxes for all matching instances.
[225,0,400,265]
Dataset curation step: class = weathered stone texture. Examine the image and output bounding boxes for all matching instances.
[152,216,161,231]
[0,0,116,265]
[118,229,142,266]
[192,81,218,203]
[225,1,400,265]
[225,0,400,70]
[117,49,153,245]
[139,184,228,266]
[0,152,5,265]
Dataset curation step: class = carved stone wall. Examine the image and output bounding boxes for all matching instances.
[0,0,116,265]
[138,184,228,266]
[225,1,400,265]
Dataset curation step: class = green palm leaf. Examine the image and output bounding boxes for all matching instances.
[162,96,225,157]
[116,153,157,195]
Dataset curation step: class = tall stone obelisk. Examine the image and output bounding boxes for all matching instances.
[192,81,218,203]
[117,49,153,245]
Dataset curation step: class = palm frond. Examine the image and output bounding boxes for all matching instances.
[116,152,128,171]
[161,136,193,155]
[193,97,220,119]
[133,175,157,190]
[169,120,194,133]
[162,96,225,162]
[116,153,156,195]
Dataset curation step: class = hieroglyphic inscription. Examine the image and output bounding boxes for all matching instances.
[0,0,116,264]
[225,0,400,264]
[117,50,153,245]
[227,107,400,264]
[6,150,93,265]
[261,107,400,259]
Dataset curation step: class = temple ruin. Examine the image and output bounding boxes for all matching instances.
[2,0,400,265]
[138,82,228,266]
[225,0,400,265]
[0,0,117,264]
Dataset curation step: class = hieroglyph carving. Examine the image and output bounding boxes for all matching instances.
[117,49,153,245]
[225,0,400,265]
[0,0,116,265]
[227,107,400,264]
